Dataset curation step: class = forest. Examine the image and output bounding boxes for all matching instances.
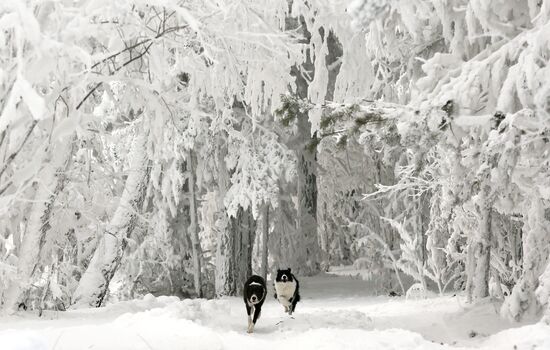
[0,1,550,344]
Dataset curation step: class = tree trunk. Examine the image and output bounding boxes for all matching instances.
[215,206,256,296]
[214,145,233,297]
[285,11,320,276]
[2,138,74,313]
[292,60,320,275]
[536,249,550,319]
[465,238,475,303]
[318,201,330,269]
[469,183,492,301]
[295,146,320,275]
[420,193,430,265]
[260,204,269,281]
[503,199,550,321]
[215,215,234,296]
[71,132,150,308]
[214,141,257,296]
[473,202,492,299]
[232,207,256,294]
[187,150,203,298]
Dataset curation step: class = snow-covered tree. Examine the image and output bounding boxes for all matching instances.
[1,0,550,327]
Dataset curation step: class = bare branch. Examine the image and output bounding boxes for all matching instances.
[90,24,188,71]
[76,24,188,110]
[0,120,38,180]
[0,129,6,151]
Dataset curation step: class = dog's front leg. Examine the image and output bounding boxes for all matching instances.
[247,305,255,333]
[252,306,262,325]
[288,297,293,315]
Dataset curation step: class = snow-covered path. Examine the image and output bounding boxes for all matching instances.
[1,274,549,350]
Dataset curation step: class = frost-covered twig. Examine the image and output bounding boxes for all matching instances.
[0,120,38,180]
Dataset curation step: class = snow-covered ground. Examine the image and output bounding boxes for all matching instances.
[1,274,549,350]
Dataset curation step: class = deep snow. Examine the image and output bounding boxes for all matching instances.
[0,273,549,350]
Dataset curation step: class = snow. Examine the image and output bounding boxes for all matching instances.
[1,2,549,348]
[1,274,548,350]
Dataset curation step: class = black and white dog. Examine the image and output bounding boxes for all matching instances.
[274,268,300,315]
[243,275,266,333]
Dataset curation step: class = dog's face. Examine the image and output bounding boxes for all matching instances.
[275,268,294,283]
[246,283,265,305]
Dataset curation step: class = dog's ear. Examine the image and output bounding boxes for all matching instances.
[288,268,291,272]
[277,269,281,272]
